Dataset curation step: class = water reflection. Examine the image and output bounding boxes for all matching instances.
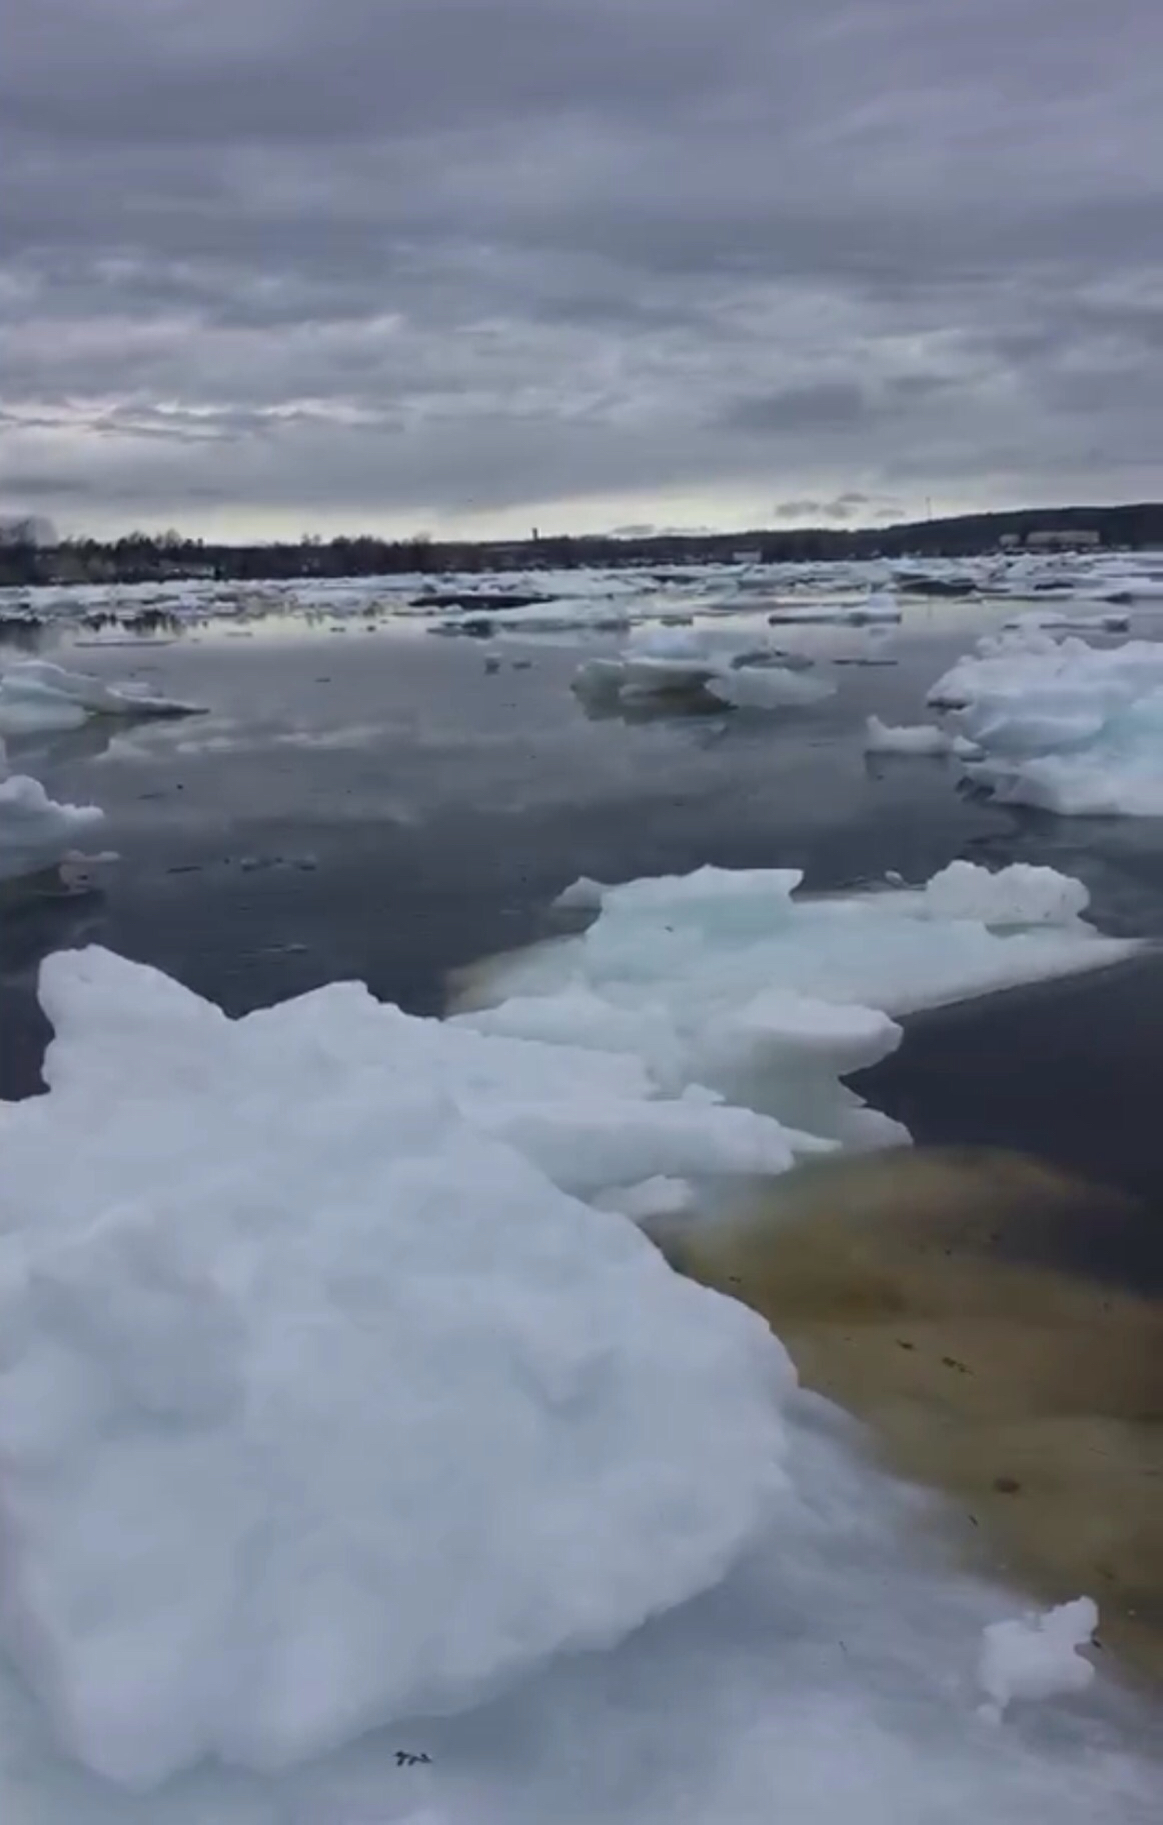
[4,718,122,771]
[0,619,47,653]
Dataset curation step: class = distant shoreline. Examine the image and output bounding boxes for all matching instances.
[2,500,1162,590]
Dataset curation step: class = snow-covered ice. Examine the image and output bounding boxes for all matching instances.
[573,625,834,710]
[454,597,635,633]
[864,715,970,757]
[1074,572,1163,604]
[706,664,834,709]
[928,628,1163,815]
[885,859,1095,927]
[0,946,791,1788]
[0,660,203,736]
[0,873,1156,1822]
[5,548,1163,638]
[766,588,901,626]
[978,1599,1099,1721]
[0,737,105,883]
[1004,607,1131,635]
[458,862,1133,1151]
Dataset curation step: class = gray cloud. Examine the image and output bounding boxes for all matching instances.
[773,492,874,522]
[1,0,1160,536]
[0,473,98,500]
[725,383,873,435]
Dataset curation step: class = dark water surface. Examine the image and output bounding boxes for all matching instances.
[4,608,1163,1276]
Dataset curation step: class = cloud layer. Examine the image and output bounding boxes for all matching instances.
[2,0,1160,536]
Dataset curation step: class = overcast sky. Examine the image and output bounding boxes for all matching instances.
[2,0,1159,540]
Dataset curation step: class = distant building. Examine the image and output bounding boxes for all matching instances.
[998,532,1022,549]
[732,548,763,564]
[1023,528,1101,550]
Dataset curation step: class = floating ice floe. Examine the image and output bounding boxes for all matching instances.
[978,1598,1098,1721]
[574,625,834,710]
[982,554,1163,606]
[0,872,1155,1822]
[868,858,1094,926]
[1072,572,1163,604]
[0,737,105,883]
[458,861,1133,1150]
[0,660,204,736]
[928,628,1163,815]
[765,589,902,626]
[1004,607,1131,635]
[459,597,635,634]
[864,716,980,758]
[706,664,835,709]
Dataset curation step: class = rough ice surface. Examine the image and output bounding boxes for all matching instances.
[0,738,105,882]
[978,1599,1099,1720]
[1077,573,1163,603]
[0,947,791,1789]
[0,660,202,735]
[885,859,1094,927]
[0,879,1158,1819]
[865,715,958,755]
[573,625,833,710]
[554,874,610,912]
[459,862,1133,1150]
[5,548,1163,637]
[707,665,834,708]
[594,1175,695,1221]
[471,597,635,632]
[928,629,1163,815]
[767,588,901,625]
[1004,607,1130,634]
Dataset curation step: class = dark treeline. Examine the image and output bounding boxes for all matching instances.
[1,502,1161,590]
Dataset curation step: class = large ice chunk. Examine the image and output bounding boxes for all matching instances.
[0,659,203,735]
[0,738,105,882]
[0,947,790,1789]
[457,862,1133,1150]
[927,630,1163,815]
[886,859,1094,926]
[573,624,835,709]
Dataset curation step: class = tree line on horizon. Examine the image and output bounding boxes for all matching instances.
[1,502,1160,590]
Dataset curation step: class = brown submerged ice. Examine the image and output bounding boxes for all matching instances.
[662,1147,1163,1686]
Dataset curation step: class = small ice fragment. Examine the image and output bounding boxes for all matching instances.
[594,1177,694,1221]
[864,715,953,755]
[977,1597,1098,1720]
[707,666,834,709]
[554,876,610,911]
